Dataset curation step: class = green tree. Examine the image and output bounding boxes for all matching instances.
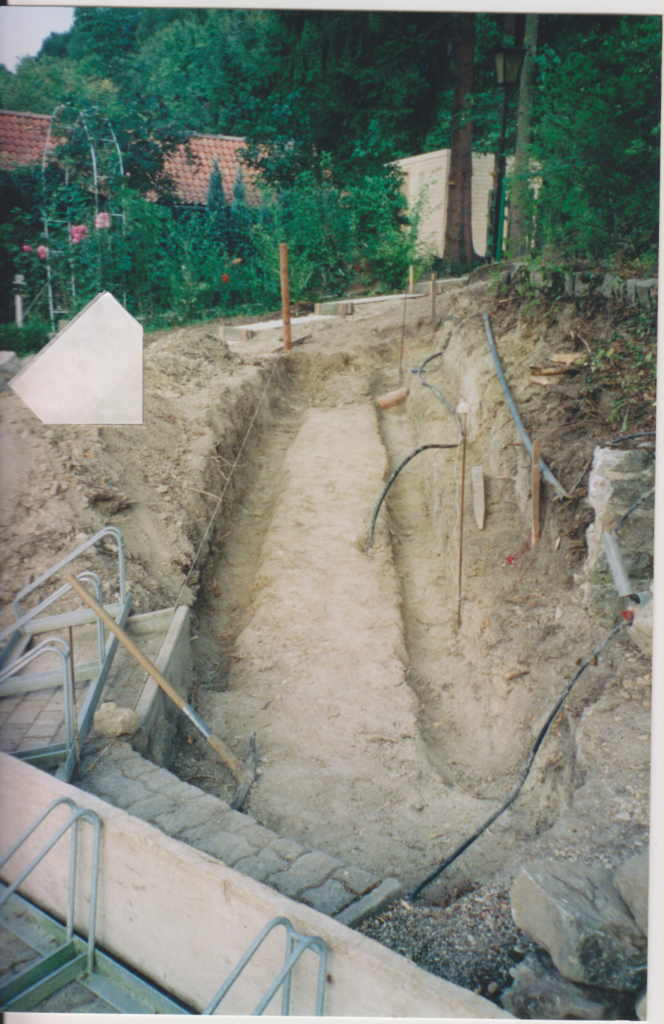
[443,14,480,266]
[533,15,661,262]
[507,13,539,257]
[207,158,229,249]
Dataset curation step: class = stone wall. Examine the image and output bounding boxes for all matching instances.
[579,447,655,654]
[488,262,658,313]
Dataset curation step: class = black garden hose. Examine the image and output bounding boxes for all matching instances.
[367,444,459,549]
[407,621,626,900]
[414,351,462,442]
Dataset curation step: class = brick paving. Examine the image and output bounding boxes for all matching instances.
[0,623,164,758]
[78,740,402,923]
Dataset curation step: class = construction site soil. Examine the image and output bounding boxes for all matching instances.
[0,277,653,1013]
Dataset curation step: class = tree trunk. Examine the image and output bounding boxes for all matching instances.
[507,14,538,257]
[443,13,479,267]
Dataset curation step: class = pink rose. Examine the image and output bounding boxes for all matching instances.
[22,245,33,252]
[70,224,88,244]
[36,245,49,260]
[95,212,111,229]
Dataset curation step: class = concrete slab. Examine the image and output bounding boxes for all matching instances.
[221,314,336,344]
[413,277,469,295]
[9,292,142,424]
[314,300,354,315]
[352,293,424,305]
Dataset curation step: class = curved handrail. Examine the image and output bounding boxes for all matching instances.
[202,916,327,1016]
[1,571,105,649]
[0,636,74,748]
[0,798,102,972]
[13,526,126,620]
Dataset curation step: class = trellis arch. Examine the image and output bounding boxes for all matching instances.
[41,105,126,328]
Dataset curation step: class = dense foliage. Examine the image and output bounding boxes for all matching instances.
[532,17,661,264]
[0,9,660,332]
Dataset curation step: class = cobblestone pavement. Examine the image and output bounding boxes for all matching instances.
[78,740,401,924]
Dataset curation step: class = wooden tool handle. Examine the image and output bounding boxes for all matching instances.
[65,573,185,710]
[65,573,246,782]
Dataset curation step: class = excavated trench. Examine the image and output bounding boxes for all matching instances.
[168,304,643,899]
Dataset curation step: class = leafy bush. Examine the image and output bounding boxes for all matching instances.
[532,17,661,263]
[0,319,51,357]
[2,121,421,328]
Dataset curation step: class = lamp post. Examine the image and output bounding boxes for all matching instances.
[491,46,526,263]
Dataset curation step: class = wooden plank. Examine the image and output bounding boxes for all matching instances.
[471,467,485,530]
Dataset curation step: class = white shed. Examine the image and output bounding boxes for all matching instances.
[395,149,506,259]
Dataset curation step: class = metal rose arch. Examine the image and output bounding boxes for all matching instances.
[41,105,126,330]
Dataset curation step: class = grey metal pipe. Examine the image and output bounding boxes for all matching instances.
[602,532,633,598]
[482,314,570,498]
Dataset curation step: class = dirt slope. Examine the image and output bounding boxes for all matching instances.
[0,281,652,913]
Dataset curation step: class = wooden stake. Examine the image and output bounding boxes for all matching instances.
[279,242,291,352]
[431,272,437,321]
[457,415,467,628]
[471,466,485,530]
[532,440,541,547]
[399,288,407,376]
[408,266,414,294]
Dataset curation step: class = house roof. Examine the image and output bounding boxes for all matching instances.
[0,109,257,205]
[0,110,56,171]
[162,133,258,207]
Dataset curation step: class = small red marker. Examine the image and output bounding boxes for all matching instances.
[506,555,514,565]
[621,609,634,623]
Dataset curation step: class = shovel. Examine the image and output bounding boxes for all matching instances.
[64,573,258,810]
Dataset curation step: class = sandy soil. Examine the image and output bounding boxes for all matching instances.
[0,279,652,970]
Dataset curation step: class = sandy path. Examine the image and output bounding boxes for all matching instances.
[203,402,484,886]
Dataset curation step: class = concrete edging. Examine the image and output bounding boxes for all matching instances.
[0,754,512,1018]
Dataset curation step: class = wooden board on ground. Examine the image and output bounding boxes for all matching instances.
[471,467,485,530]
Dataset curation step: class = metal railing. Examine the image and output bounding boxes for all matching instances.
[12,526,127,621]
[202,916,328,1016]
[0,798,101,978]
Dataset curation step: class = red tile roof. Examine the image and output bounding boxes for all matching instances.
[163,133,258,207]
[0,110,57,171]
[0,110,257,205]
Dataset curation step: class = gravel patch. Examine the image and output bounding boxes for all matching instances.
[358,882,642,1018]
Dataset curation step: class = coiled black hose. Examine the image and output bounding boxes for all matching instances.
[407,621,626,900]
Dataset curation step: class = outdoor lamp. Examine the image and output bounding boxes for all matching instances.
[494,47,526,86]
[491,46,527,262]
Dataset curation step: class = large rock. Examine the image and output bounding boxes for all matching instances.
[613,849,649,936]
[93,701,141,738]
[510,860,647,990]
[500,954,614,1020]
[635,988,647,1020]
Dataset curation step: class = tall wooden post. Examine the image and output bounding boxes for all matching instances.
[280,243,291,352]
[457,411,468,628]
